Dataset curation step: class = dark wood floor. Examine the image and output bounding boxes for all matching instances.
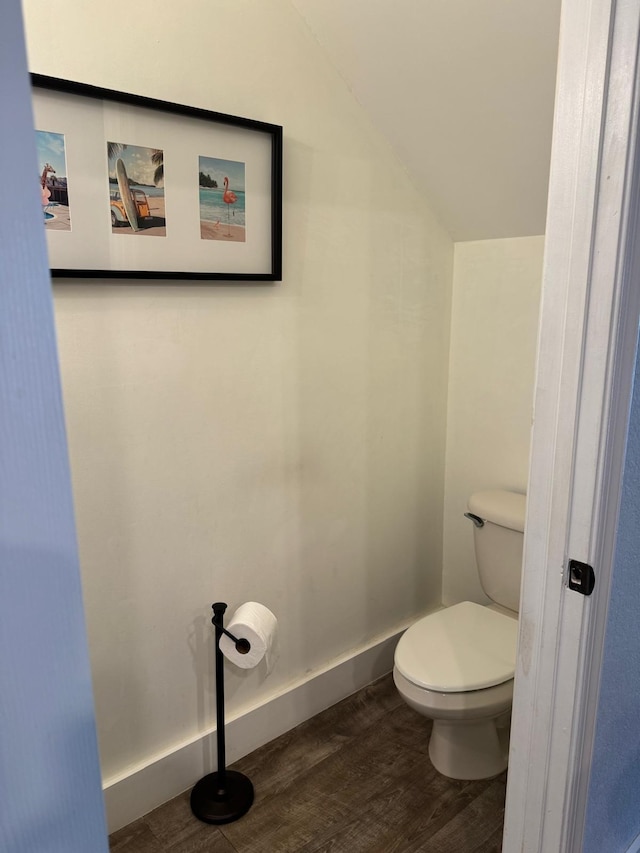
[109,674,506,853]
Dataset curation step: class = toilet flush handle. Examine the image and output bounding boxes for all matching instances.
[464,512,484,528]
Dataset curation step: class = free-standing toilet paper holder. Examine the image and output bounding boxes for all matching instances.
[190,602,254,824]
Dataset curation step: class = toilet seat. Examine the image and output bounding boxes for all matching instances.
[394,601,518,693]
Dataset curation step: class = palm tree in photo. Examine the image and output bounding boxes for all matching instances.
[107,142,163,187]
[107,141,125,161]
[151,149,163,186]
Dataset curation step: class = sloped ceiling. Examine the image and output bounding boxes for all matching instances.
[292,0,562,241]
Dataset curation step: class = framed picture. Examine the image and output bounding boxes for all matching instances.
[31,74,283,281]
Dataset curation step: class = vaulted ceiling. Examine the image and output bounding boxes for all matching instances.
[292,0,562,241]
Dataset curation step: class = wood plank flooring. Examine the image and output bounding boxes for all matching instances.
[109,674,506,853]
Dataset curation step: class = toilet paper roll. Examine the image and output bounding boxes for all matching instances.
[219,601,278,671]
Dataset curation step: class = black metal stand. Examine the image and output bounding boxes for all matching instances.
[190,602,254,824]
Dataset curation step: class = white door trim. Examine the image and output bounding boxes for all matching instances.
[503,0,640,850]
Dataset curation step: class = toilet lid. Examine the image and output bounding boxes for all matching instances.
[394,601,518,692]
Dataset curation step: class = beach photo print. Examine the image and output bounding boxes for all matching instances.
[199,156,246,242]
[36,130,71,231]
[107,142,166,236]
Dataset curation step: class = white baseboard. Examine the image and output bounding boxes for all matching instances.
[102,618,415,833]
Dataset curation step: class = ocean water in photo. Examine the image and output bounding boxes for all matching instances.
[127,184,165,198]
[199,187,246,226]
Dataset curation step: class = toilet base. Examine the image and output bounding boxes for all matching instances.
[428,717,508,780]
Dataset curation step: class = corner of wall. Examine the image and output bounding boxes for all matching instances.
[441,236,544,606]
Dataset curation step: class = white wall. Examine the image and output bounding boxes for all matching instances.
[442,237,543,605]
[292,0,560,242]
[22,0,452,796]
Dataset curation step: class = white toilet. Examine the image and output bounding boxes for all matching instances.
[393,489,526,780]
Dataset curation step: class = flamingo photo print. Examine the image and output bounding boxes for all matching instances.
[198,156,246,242]
[35,130,71,231]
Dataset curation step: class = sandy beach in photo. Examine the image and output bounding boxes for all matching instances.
[112,195,166,236]
[200,220,246,241]
[44,204,71,231]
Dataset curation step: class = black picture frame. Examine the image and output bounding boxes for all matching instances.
[31,74,283,281]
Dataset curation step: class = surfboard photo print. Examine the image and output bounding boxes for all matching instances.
[107,142,166,236]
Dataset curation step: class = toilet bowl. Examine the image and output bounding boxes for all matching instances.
[393,490,525,780]
[394,600,518,779]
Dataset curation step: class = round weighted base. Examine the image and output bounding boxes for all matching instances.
[190,770,254,825]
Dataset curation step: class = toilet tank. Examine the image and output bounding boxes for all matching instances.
[467,489,526,613]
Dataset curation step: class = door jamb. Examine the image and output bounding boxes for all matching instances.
[503,0,640,849]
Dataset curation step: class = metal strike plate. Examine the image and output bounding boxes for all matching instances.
[567,559,595,596]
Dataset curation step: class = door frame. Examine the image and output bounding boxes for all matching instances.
[503,0,640,850]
